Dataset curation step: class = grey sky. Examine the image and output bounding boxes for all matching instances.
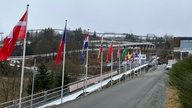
[0,0,192,37]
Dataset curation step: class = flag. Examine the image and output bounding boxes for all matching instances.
[9,11,27,39]
[116,44,120,61]
[121,47,127,61]
[106,41,113,62]
[55,24,67,64]
[0,11,27,60]
[131,51,136,63]
[97,36,103,62]
[134,50,138,57]
[80,32,89,61]
[126,52,130,60]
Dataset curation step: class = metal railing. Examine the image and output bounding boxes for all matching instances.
[0,62,148,108]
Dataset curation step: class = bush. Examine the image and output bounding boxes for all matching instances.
[168,56,192,108]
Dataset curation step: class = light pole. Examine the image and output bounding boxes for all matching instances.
[30,59,37,108]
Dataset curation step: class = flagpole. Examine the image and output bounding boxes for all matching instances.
[100,50,103,89]
[61,20,67,103]
[19,4,29,108]
[85,29,89,95]
[130,49,132,79]
[118,46,121,83]
[133,49,135,78]
[139,50,142,75]
[83,54,86,94]
[110,50,113,86]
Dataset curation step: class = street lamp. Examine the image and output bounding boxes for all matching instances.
[30,59,37,108]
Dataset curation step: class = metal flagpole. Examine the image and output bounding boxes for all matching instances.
[61,20,67,103]
[118,45,121,83]
[145,54,146,73]
[130,49,132,79]
[139,50,142,75]
[110,50,113,85]
[100,50,103,89]
[129,60,131,79]
[19,4,29,108]
[129,49,131,79]
[85,29,89,95]
[83,54,86,94]
[133,49,135,78]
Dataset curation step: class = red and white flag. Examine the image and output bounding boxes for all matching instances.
[106,41,113,62]
[0,11,27,60]
[116,44,120,61]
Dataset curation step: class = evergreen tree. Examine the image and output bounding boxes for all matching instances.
[27,64,54,94]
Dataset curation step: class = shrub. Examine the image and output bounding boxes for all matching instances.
[168,56,192,108]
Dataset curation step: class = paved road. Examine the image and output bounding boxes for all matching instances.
[55,65,166,108]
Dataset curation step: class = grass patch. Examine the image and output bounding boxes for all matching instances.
[168,55,192,108]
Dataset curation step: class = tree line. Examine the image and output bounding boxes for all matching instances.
[0,28,174,102]
[0,28,96,102]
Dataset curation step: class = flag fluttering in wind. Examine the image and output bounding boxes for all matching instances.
[106,41,113,62]
[0,11,27,60]
[116,44,120,61]
[126,52,131,60]
[131,51,136,63]
[121,47,127,61]
[97,36,103,62]
[80,32,89,61]
[55,24,67,64]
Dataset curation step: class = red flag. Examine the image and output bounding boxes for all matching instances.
[55,24,67,64]
[106,41,113,62]
[116,44,120,61]
[0,11,27,60]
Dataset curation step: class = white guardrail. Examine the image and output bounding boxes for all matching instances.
[0,63,149,108]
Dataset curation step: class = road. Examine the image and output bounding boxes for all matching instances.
[55,65,166,108]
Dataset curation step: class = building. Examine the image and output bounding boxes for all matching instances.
[174,37,192,59]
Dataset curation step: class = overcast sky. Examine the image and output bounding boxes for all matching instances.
[0,0,192,37]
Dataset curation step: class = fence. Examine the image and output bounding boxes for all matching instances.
[0,61,148,108]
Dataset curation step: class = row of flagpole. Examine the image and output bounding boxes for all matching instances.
[46,21,141,105]
[96,39,143,87]
[0,4,144,108]
[57,19,143,108]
